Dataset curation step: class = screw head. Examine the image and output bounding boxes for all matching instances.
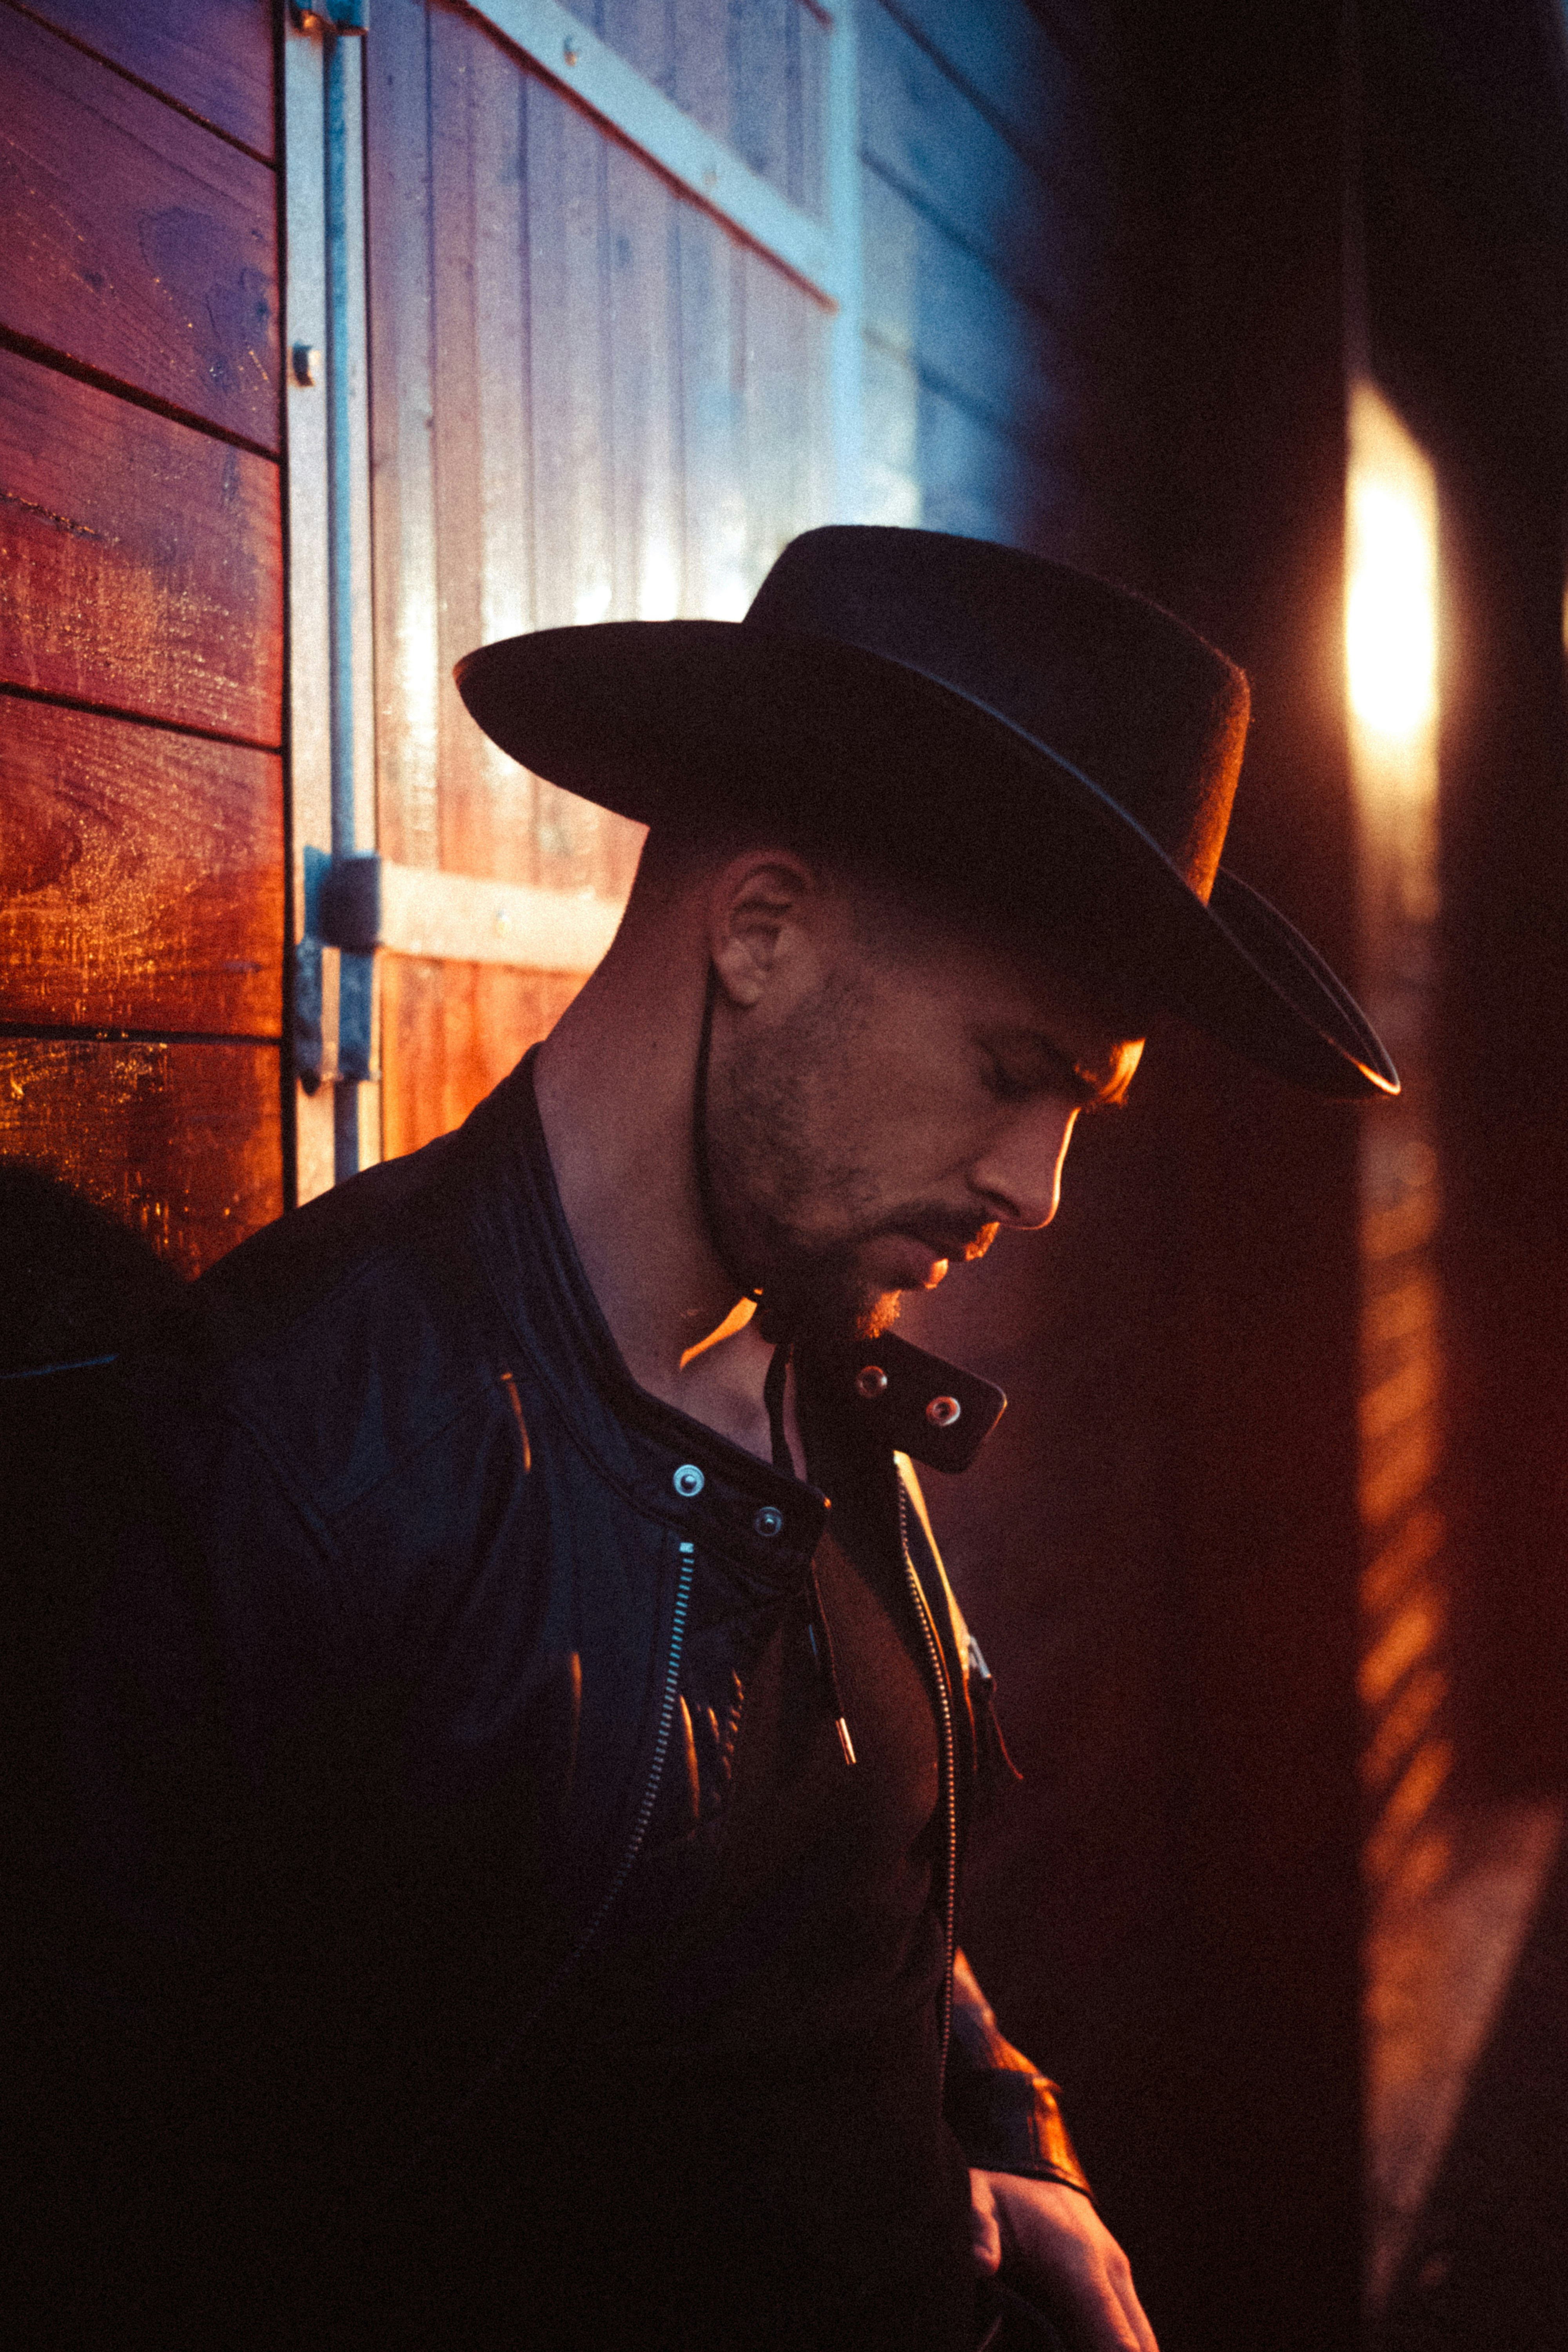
[563,39,580,65]
[291,342,323,388]
[855,1364,887,1399]
[673,1463,705,1499]
[926,1395,962,1428]
[753,1505,784,1539]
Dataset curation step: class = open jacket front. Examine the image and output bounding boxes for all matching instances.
[11,1054,1086,2330]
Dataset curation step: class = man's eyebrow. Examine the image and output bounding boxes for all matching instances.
[1010,1031,1135,1109]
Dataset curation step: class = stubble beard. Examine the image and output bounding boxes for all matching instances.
[704,979,992,1349]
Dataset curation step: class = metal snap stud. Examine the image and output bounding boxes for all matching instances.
[673,1463,705,1498]
[855,1364,888,1399]
[753,1506,784,1539]
[926,1395,962,1428]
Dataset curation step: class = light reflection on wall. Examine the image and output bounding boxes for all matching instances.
[1348,381,1455,2298]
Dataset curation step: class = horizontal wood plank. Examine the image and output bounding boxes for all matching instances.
[13,0,275,158]
[380,956,580,1160]
[0,346,283,743]
[0,1037,282,1274]
[873,0,1119,188]
[860,160,1075,454]
[858,0,1105,320]
[860,333,1082,555]
[0,699,283,1034]
[0,4,279,445]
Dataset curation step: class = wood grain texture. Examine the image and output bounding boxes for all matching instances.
[859,335,1073,554]
[0,346,283,743]
[858,0,1103,322]
[859,161,1075,452]
[0,1037,282,1273]
[368,0,824,882]
[591,0,826,216]
[13,0,275,159]
[874,0,1118,199]
[0,5,278,446]
[0,698,282,1034]
[379,956,580,1160]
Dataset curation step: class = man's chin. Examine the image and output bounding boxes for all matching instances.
[756,1271,903,1350]
[851,1287,904,1343]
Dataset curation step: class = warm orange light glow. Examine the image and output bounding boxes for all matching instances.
[1347,384,1438,739]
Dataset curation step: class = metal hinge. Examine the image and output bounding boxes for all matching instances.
[294,846,376,1090]
[292,940,376,1089]
[290,0,366,32]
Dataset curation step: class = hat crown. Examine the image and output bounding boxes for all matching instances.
[743,526,1249,901]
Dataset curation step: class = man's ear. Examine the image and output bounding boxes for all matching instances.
[709,852,824,1009]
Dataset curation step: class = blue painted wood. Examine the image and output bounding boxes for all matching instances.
[873,0,1091,181]
[859,161,1075,453]
[858,0,1107,317]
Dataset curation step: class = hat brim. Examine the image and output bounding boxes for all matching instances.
[454,622,1397,1101]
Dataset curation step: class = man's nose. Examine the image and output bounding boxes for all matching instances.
[971,1100,1081,1230]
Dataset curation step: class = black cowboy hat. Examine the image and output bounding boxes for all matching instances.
[455,526,1397,1100]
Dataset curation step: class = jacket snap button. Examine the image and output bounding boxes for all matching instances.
[753,1505,784,1539]
[926,1395,962,1428]
[855,1365,887,1399]
[673,1463,705,1498]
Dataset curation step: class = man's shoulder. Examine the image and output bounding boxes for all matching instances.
[199,1129,469,1339]
[160,1129,518,1527]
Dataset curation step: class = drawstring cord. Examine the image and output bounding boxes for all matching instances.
[765,1336,855,1767]
[806,1571,857,1768]
[697,969,855,1767]
[762,1345,851,1769]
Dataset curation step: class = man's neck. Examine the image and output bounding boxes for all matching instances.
[531,956,798,1470]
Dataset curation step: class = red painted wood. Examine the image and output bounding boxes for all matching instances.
[0,1037,283,1274]
[12,0,275,159]
[0,5,279,446]
[0,699,283,1035]
[0,346,283,744]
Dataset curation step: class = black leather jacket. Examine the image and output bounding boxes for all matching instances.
[56,1055,1088,2236]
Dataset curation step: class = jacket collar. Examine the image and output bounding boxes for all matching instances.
[455,1052,1005,1537]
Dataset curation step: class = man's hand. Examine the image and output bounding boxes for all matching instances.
[968,2171,1158,2352]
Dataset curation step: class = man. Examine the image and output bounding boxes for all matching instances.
[13,529,1394,2350]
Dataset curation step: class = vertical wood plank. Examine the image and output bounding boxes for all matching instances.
[468,24,539,879]
[675,203,748,617]
[670,0,730,154]
[379,955,580,1158]
[604,143,682,623]
[525,74,612,891]
[428,2,537,884]
[730,0,791,197]
[366,0,441,868]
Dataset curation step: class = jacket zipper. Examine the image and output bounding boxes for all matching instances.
[899,1484,957,2098]
[390,1538,695,2195]
[549,1535,696,1989]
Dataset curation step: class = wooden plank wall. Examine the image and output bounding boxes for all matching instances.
[0,0,283,1281]
[576,0,828,216]
[855,0,1140,574]
[1360,0,1568,1799]
[366,0,832,1157]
